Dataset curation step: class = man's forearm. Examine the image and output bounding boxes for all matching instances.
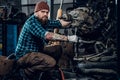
[45,32,68,41]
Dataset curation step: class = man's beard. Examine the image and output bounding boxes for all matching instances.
[40,16,48,24]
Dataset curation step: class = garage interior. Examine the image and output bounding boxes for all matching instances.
[0,0,120,80]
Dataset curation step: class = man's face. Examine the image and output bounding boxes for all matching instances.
[36,9,49,23]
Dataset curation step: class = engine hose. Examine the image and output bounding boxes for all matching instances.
[86,48,113,60]
[74,48,115,62]
[88,54,116,62]
[81,68,118,77]
[77,61,117,69]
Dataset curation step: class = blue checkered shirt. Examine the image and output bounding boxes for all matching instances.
[15,15,62,59]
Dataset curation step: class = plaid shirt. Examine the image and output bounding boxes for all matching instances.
[15,15,62,59]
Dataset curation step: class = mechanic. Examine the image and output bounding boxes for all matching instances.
[15,1,78,79]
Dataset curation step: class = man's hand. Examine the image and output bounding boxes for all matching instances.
[59,19,71,27]
[67,35,78,42]
[60,14,73,21]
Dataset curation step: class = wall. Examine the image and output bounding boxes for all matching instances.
[21,0,73,19]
